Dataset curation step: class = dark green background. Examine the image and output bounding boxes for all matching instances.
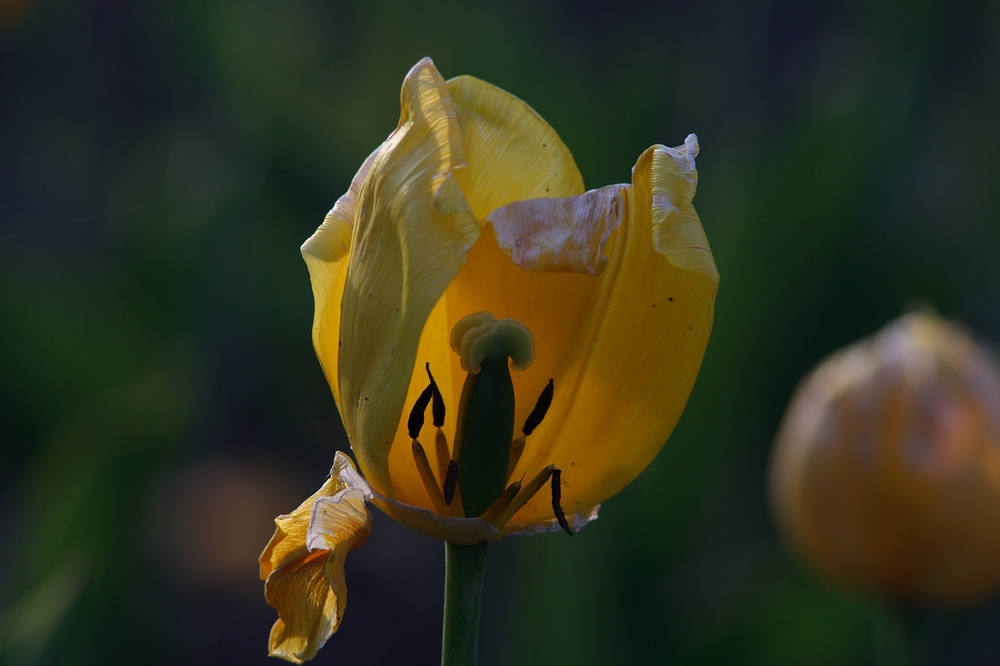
[2,0,999,664]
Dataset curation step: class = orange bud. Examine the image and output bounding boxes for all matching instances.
[769,312,1000,606]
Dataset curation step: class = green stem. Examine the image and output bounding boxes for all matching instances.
[442,540,489,666]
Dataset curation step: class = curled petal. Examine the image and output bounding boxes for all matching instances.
[261,454,373,664]
[650,136,718,282]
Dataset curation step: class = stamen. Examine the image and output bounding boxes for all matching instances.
[443,460,460,506]
[435,429,451,484]
[407,382,435,439]
[425,363,445,427]
[493,465,555,528]
[479,480,522,524]
[412,439,445,513]
[551,467,572,536]
[523,378,554,436]
[507,436,525,480]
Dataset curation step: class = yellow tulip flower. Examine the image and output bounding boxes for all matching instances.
[261,57,718,663]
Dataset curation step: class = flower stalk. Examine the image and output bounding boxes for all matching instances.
[442,541,489,666]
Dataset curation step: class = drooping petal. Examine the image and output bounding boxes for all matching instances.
[261,454,373,664]
[335,58,480,498]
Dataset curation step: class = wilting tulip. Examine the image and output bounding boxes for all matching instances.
[261,57,718,663]
[770,312,1000,606]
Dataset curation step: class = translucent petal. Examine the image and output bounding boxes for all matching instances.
[335,58,480,497]
[446,74,585,219]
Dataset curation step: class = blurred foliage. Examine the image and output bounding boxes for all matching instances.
[1,0,999,664]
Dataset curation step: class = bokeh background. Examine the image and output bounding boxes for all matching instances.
[2,0,1000,664]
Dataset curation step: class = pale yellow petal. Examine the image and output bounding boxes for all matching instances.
[336,58,480,497]
[260,470,345,581]
[302,146,381,407]
[370,496,497,545]
[261,455,373,663]
[447,75,585,219]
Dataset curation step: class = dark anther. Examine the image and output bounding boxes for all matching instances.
[551,467,572,536]
[425,362,445,427]
[407,382,435,439]
[443,460,460,505]
[522,378,554,436]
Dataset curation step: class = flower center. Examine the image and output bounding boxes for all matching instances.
[405,312,572,535]
[451,313,532,517]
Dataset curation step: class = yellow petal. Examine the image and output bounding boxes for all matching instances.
[302,146,381,408]
[335,58,480,497]
[447,74,585,218]
[441,142,718,525]
[516,143,717,522]
[261,454,373,663]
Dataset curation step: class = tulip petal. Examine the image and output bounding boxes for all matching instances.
[302,146,381,407]
[435,141,718,525]
[446,74,585,219]
[335,58,480,497]
[261,454,373,664]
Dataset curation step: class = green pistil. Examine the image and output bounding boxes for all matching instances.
[454,352,516,517]
[449,311,535,518]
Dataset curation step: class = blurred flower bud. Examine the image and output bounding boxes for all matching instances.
[769,312,1000,606]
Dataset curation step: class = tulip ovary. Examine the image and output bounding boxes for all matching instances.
[454,352,516,517]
